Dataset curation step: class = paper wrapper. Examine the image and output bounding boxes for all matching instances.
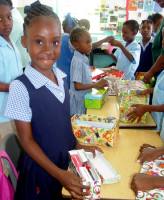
[119,95,148,124]
[136,156,164,200]
[71,114,119,147]
[116,80,149,124]
[116,80,148,96]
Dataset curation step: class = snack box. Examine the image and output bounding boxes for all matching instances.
[69,149,120,200]
[92,68,124,81]
[136,156,164,200]
[71,114,119,147]
[69,149,101,200]
[119,94,149,124]
[116,80,148,96]
[84,88,108,109]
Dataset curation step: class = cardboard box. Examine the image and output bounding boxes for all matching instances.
[69,149,101,200]
[92,68,124,81]
[115,80,149,124]
[84,88,108,109]
[136,156,164,200]
[116,80,148,96]
[71,114,118,147]
[119,95,149,124]
[69,149,120,200]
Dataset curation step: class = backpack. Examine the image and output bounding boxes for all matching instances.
[0,150,18,200]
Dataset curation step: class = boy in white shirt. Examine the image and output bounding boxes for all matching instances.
[109,20,141,80]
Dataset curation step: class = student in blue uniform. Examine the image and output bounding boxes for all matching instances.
[5,2,101,200]
[0,0,23,137]
[109,20,141,80]
[56,13,78,88]
[69,27,108,115]
[136,20,153,73]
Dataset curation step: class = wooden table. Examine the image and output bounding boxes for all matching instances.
[63,96,163,199]
[87,96,156,129]
[63,129,163,199]
[87,96,120,119]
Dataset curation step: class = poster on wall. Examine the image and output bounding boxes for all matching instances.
[128,0,138,11]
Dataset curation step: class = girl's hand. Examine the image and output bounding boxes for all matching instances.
[131,173,157,194]
[77,144,103,155]
[59,170,90,199]
[137,147,160,164]
[109,39,122,47]
[94,79,108,89]
[105,36,115,42]
[139,144,156,153]
[90,66,96,72]
[127,104,147,122]
[143,71,153,83]
[136,88,152,96]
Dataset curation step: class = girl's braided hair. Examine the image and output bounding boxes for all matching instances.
[23,1,60,34]
[0,0,12,8]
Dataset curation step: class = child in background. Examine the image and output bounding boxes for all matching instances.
[136,20,153,73]
[148,13,163,37]
[78,18,114,50]
[0,0,23,137]
[5,3,101,199]
[56,13,78,88]
[109,20,141,80]
[131,144,164,194]
[69,27,108,115]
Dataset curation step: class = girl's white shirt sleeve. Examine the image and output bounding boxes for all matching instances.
[5,80,32,122]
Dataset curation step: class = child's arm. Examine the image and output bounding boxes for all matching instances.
[127,104,164,122]
[136,88,154,95]
[92,36,114,50]
[131,173,164,194]
[137,146,164,163]
[0,82,9,92]
[144,28,164,83]
[110,39,134,62]
[144,55,164,83]
[74,79,108,90]
[15,120,89,199]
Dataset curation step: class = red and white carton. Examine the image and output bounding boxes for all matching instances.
[69,149,101,200]
[69,149,120,199]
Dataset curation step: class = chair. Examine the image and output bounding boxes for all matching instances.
[0,133,22,168]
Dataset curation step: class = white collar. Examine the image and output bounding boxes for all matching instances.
[24,64,66,89]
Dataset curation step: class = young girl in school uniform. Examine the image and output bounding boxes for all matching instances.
[69,27,108,115]
[5,2,101,200]
[0,0,23,136]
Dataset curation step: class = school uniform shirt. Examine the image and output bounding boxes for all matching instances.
[5,64,66,122]
[152,70,164,141]
[0,36,23,123]
[136,37,153,72]
[114,40,141,80]
[56,33,74,88]
[70,50,92,115]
